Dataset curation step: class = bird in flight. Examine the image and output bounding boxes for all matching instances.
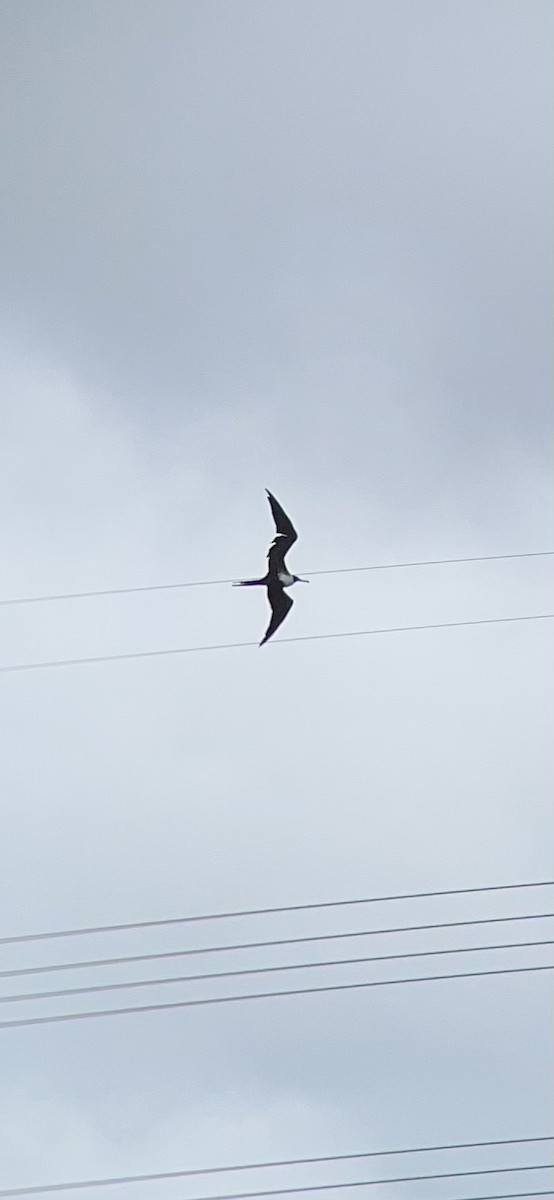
[234,490,307,645]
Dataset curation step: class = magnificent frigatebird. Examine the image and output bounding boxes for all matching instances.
[234,490,307,645]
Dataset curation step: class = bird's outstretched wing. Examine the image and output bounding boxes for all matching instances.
[266,490,298,543]
[266,490,298,573]
[260,583,293,645]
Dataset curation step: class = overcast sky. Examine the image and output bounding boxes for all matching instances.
[0,1,552,1195]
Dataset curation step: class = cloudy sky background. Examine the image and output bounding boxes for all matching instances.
[0,0,552,1194]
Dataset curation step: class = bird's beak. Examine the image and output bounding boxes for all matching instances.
[298,577,309,582]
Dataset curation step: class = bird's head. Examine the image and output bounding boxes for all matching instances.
[293,575,309,584]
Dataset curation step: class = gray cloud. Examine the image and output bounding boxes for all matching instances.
[0,0,552,1190]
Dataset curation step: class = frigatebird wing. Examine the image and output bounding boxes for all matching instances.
[266,490,298,573]
[266,490,298,544]
[260,584,293,645]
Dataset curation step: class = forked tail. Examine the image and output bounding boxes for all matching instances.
[232,578,266,587]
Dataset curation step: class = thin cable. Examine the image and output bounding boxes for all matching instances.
[0,612,552,676]
[432,1193,552,1200]
[0,1137,550,1198]
[400,1194,553,1200]
[3,939,551,1005]
[171,1165,554,1200]
[2,879,549,947]
[3,913,552,979]
[305,551,554,577]
[1,963,550,1030]
[114,1167,554,1200]
[3,1165,551,1200]
[2,550,551,608]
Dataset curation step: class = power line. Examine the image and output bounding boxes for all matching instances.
[0,1191,550,1200]
[2,939,551,1005]
[2,879,550,947]
[0,1140,551,1197]
[306,551,554,577]
[399,1194,553,1200]
[0,612,552,675]
[431,1193,552,1199]
[1,1140,551,1198]
[1,550,551,608]
[3,1164,551,1200]
[3,912,552,979]
[163,1165,554,1200]
[3,936,550,1004]
[1,963,550,1030]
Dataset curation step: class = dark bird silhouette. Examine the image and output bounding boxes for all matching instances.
[234,490,307,644]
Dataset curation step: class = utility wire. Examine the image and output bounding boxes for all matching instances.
[0,1137,550,1198]
[423,1193,552,1199]
[2,939,551,1005]
[3,913,552,979]
[0,613,552,676]
[1,550,550,608]
[2,1164,551,1200]
[2,879,549,947]
[164,1165,554,1200]
[7,1191,551,1200]
[386,1194,553,1200]
[1,963,550,1030]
